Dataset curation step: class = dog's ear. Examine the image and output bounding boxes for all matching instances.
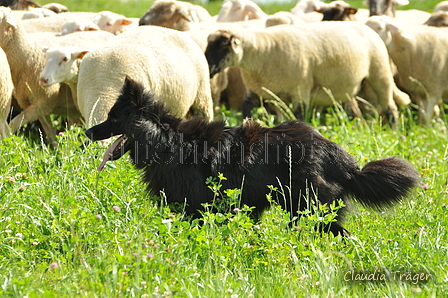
[121,75,145,107]
[122,75,139,97]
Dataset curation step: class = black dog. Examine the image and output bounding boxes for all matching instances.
[85,76,420,236]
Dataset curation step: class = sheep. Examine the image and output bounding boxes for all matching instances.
[0,47,13,139]
[291,0,323,16]
[20,11,97,33]
[205,22,401,123]
[0,7,81,146]
[424,1,448,27]
[0,8,115,145]
[42,2,69,13]
[26,30,113,48]
[216,0,268,22]
[317,1,358,21]
[91,11,136,35]
[60,19,100,35]
[424,11,448,27]
[366,15,448,124]
[76,25,213,128]
[292,0,360,22]
[365,0,409,17]
[182,29,249,111]
[434,1,448,12]
[138,0,213,30]
[265,11,305,27]
[21,7,55,19]
[0,0,41,10]
[38,31,115,102]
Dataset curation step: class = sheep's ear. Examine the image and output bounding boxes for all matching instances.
[5,14,17,28]
[244,2,266,20]
[230,36,242,54]
[307,0,322,12]
[385,22,414,40]
[177,8,192,22]
[347,7,358,15]
[42,46,49,53]
[189,10,199,23]
[73,50,89,59]
[121,18,133,26]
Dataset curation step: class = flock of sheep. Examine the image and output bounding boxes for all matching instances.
[0,0,448,145]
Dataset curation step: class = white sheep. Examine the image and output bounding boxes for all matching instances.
[20,11,98,33]
[42,3,69,13]
[0,7,81,145]
[138,0,213,31]
[216,0,268,22]
[60,19,100,35]
[291,0,323,16]
[38,31,115,102]
[76,26,213,128]
[205,22,402,123]
[265,11,305,27]
[21,8,56,19]
[366,15,448,123]
[40,46,86,89]
[0,47,13,139]
[91,11,136,35]
[0,8,115,145]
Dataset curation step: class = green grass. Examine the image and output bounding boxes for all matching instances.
[2,0,447,297]
[1,105,447,297]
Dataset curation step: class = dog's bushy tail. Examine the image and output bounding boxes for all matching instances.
[349,157,420,209]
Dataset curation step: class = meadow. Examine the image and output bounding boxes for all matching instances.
[1,0,448,297]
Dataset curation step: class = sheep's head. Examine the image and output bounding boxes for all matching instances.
[39,46,88,88]
[365,0,408,17]
[424,11,448,27]
[92,11,133,35]
[205,30,242,78]
[317,1,358,21]
[365,16,414,48]
[217,0,267,22]
[138,0,191,30]
[6,0,41,10]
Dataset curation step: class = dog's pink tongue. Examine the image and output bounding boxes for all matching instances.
[97,136,125,171]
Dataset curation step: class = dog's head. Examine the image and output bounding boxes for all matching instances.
[85,75,166,171]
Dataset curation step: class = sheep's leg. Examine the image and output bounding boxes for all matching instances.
[392,85,411,106]
[38,116,58,148]
[365,76,398,126]
[0,120,9,139]
[292,88,312,120]
[9,105,39,133]
[348,96,363,119]
[417,94,439,125]
[9,105,58,147]
[242,91,260,118]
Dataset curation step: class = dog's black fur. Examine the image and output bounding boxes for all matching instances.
[85,77,420,236]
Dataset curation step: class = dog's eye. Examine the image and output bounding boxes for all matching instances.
[111,118,118,123]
